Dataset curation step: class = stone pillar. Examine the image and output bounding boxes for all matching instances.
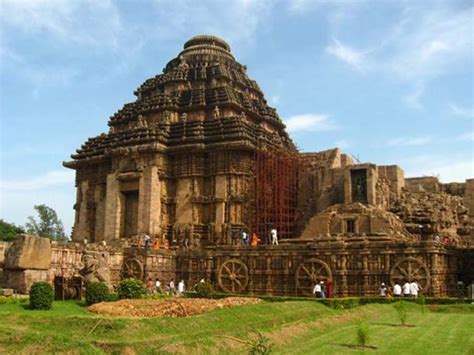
[72,180,89,242]
[138,166,161,236]
[103,173,121,241]
[465,179,474,218]
[214,175,227,233]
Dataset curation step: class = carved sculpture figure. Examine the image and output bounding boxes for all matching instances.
[79,251,111,287]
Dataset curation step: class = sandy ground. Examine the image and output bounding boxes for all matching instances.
[88,297,261,317]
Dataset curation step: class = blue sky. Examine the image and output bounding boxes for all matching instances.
[1,0,473,234]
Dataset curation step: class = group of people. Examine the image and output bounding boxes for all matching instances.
[147,278,186,296]
[312,280,334,298]
[379,280,422,297]
[240,228,279,246]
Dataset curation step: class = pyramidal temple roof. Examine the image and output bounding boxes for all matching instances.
[65,35,296,166]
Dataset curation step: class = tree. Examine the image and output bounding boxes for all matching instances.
[0,219,25,241]
[25,204,67,241]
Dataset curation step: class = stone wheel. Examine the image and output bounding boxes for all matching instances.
[218,259,249,293]
[390,257,430,290]
[121,257,144,280]
[295,258,332,296]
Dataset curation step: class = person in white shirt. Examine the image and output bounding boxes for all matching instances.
[169,279,175,296]
[155,278,161,293]
[409,281,420,297]
[393,282,402,297]
[271,228,278,246]
[313,282,323,298]
[178,280,185,295]
[379,283,388,296]
[402,281,411,296]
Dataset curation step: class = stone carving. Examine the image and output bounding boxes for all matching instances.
[79,251,111,286]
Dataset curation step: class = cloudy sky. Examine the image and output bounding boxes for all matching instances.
[0,0,473,234]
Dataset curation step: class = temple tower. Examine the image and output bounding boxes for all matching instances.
[64,35,296,245]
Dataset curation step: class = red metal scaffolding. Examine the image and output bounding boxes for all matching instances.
[253,149,300,240]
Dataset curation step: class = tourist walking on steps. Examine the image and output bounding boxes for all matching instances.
[402,280,411,297]
[379,282,388,297]
[393,282,402,297]
[251,232,261,246]
[271,228,278,245]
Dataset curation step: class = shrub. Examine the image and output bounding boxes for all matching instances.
[85,282,110,305]
[420,296,426,314]
[195,281,214,298]
[394,300,408,326]
[356,322,369,347]
[248,332,272,355]
[117,278,145,299]
[29,282,54,310]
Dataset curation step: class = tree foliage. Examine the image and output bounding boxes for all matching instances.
[25,204,67,241]
[0,219,24,241]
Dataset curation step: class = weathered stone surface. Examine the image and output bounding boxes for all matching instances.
[4,235,52,270]
[2,288,13,297]
[3,269,50,294]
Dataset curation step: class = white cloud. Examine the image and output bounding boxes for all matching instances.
[1,0,123,48]
[458,132,474,142]
[284,113,336,133]
[387,136,432,146]
[449,103,474,118]
[326,39,366,71]
[149,0,274,46]
[0,170,74,191]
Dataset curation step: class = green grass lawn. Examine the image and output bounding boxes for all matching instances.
[0,299,473,354]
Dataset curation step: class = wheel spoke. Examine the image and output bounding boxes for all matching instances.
[223,265,232,275]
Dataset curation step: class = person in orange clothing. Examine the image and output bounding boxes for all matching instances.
[251,232,261,246]
[153,239,160,250]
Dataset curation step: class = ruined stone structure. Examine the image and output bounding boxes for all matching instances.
[1,36,472,297]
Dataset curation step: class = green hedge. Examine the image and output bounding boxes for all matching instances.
[117,278,145,299]
[85,282,110,305]
[29,282,54,310]
[184,291,471,309]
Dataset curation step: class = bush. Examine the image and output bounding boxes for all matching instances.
[195,281,214,298]
[29,282,54,310]
[248,332,272,355]
[85,282,110,305]
[117,278,145,299]
[394,300,408,326]
[356,322,369,347]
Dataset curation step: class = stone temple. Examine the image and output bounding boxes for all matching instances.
[1,35,473,297]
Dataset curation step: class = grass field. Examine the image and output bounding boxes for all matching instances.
[0,299,473,354]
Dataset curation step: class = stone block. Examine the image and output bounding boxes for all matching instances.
[3,269,51,294]
[2,288,13,297]
[4,235,52,270]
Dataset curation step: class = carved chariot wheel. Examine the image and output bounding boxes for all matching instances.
[295,258,332,296]
[121,257,144,280]
[218,259,249,293]
[390,257,430,290]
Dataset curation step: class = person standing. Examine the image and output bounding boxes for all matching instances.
[313,282,323,298]
[379,282,388,297]
[393,282,402,297]
[155,278,162,293]
[402,281,411,297]
[241,230,248,245]
[178,280,185,296]
[271,228,278,246]
[410,280,420,297]
[251,233,261,246]
[326,279,333,298]
[169,279,176,296]
[144,234,151,251]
